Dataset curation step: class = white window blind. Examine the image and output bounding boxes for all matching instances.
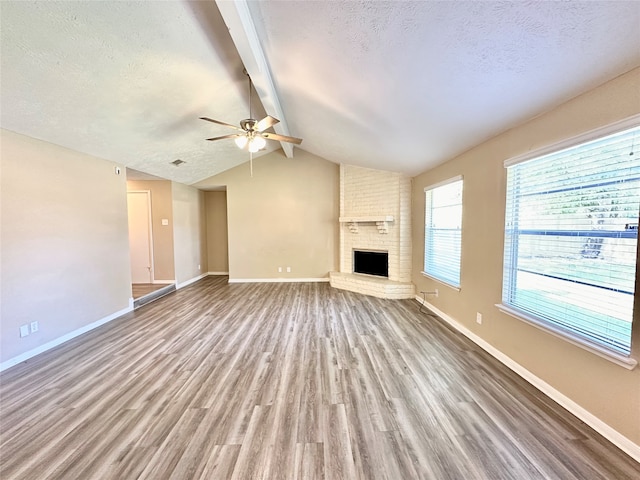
[502,125,640,355]
[424,178,463,288]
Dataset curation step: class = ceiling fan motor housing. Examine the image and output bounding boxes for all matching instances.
[240,119,258,131]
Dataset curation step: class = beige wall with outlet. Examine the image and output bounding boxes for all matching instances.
[126,179,176,282]
[0,129,132,364]
[205,191,229,274]
[196,149,339,280]
[172,182,208,285]
[412,68,640,445]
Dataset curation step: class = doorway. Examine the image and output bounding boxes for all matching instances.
[127,190,154,284]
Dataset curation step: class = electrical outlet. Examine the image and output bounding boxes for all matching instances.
[286,267,291,273]
[30,321,39,333]
[278,267,282,273]
[435,289,439,298]
[20,325,29,337]
[476,312,483,325]
[198,264,201,270]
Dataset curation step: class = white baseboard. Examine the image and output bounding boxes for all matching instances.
[208,271,229,276]
[415,295,640,464]
[0,299,134,372]
[229,277,330,284]
[176,273,209,290]
[152,279,175,285]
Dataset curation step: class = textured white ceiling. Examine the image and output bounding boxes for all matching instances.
[248,0,640,175]
[2,1,640,184]
[0,1,273,184]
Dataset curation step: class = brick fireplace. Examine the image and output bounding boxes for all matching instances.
[329,164,415,299]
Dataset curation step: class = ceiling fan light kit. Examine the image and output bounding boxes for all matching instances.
[234,136,248,149]
[248,135,266,152]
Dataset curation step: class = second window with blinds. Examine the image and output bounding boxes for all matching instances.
[423,177,463,288]
[500,123,639,358]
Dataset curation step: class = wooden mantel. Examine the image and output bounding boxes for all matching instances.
[339,215,394,234]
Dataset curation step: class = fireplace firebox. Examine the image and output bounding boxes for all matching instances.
[353,250,388,278]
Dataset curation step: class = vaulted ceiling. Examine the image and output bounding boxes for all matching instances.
[2,1,639,185]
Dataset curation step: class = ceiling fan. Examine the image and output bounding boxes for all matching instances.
[200,72,302,175]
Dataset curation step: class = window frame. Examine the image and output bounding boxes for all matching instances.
[497,114,640,369]
[422,176,464,290]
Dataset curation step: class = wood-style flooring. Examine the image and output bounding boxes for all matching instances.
[1,276,638,479]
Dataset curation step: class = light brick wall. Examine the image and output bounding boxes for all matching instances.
[340,165,399,218]
[398,175,413,281]
[338,164,412,287]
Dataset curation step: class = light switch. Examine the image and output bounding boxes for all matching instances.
[161,219,169,226]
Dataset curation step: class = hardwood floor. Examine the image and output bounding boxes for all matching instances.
[1,276,638,479]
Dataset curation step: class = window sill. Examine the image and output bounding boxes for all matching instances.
[420,272,461,291]
[495,304,637,370]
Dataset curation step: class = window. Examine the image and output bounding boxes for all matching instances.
[502,124,639,356]
[423,177,463,288]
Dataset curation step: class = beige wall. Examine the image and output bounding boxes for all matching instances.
[172,182,207,285]
[205,191,229,273]
[126,179,175,282]
[1,129,132,364]
[196,149,339,280]
[412,68,640,445]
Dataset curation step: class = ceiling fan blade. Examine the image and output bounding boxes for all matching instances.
[262,132,303,145]
[200,117,244,131]
[206,134,244,141]
[255,115,280,132]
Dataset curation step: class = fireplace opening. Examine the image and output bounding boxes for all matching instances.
[353,250,388,278]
